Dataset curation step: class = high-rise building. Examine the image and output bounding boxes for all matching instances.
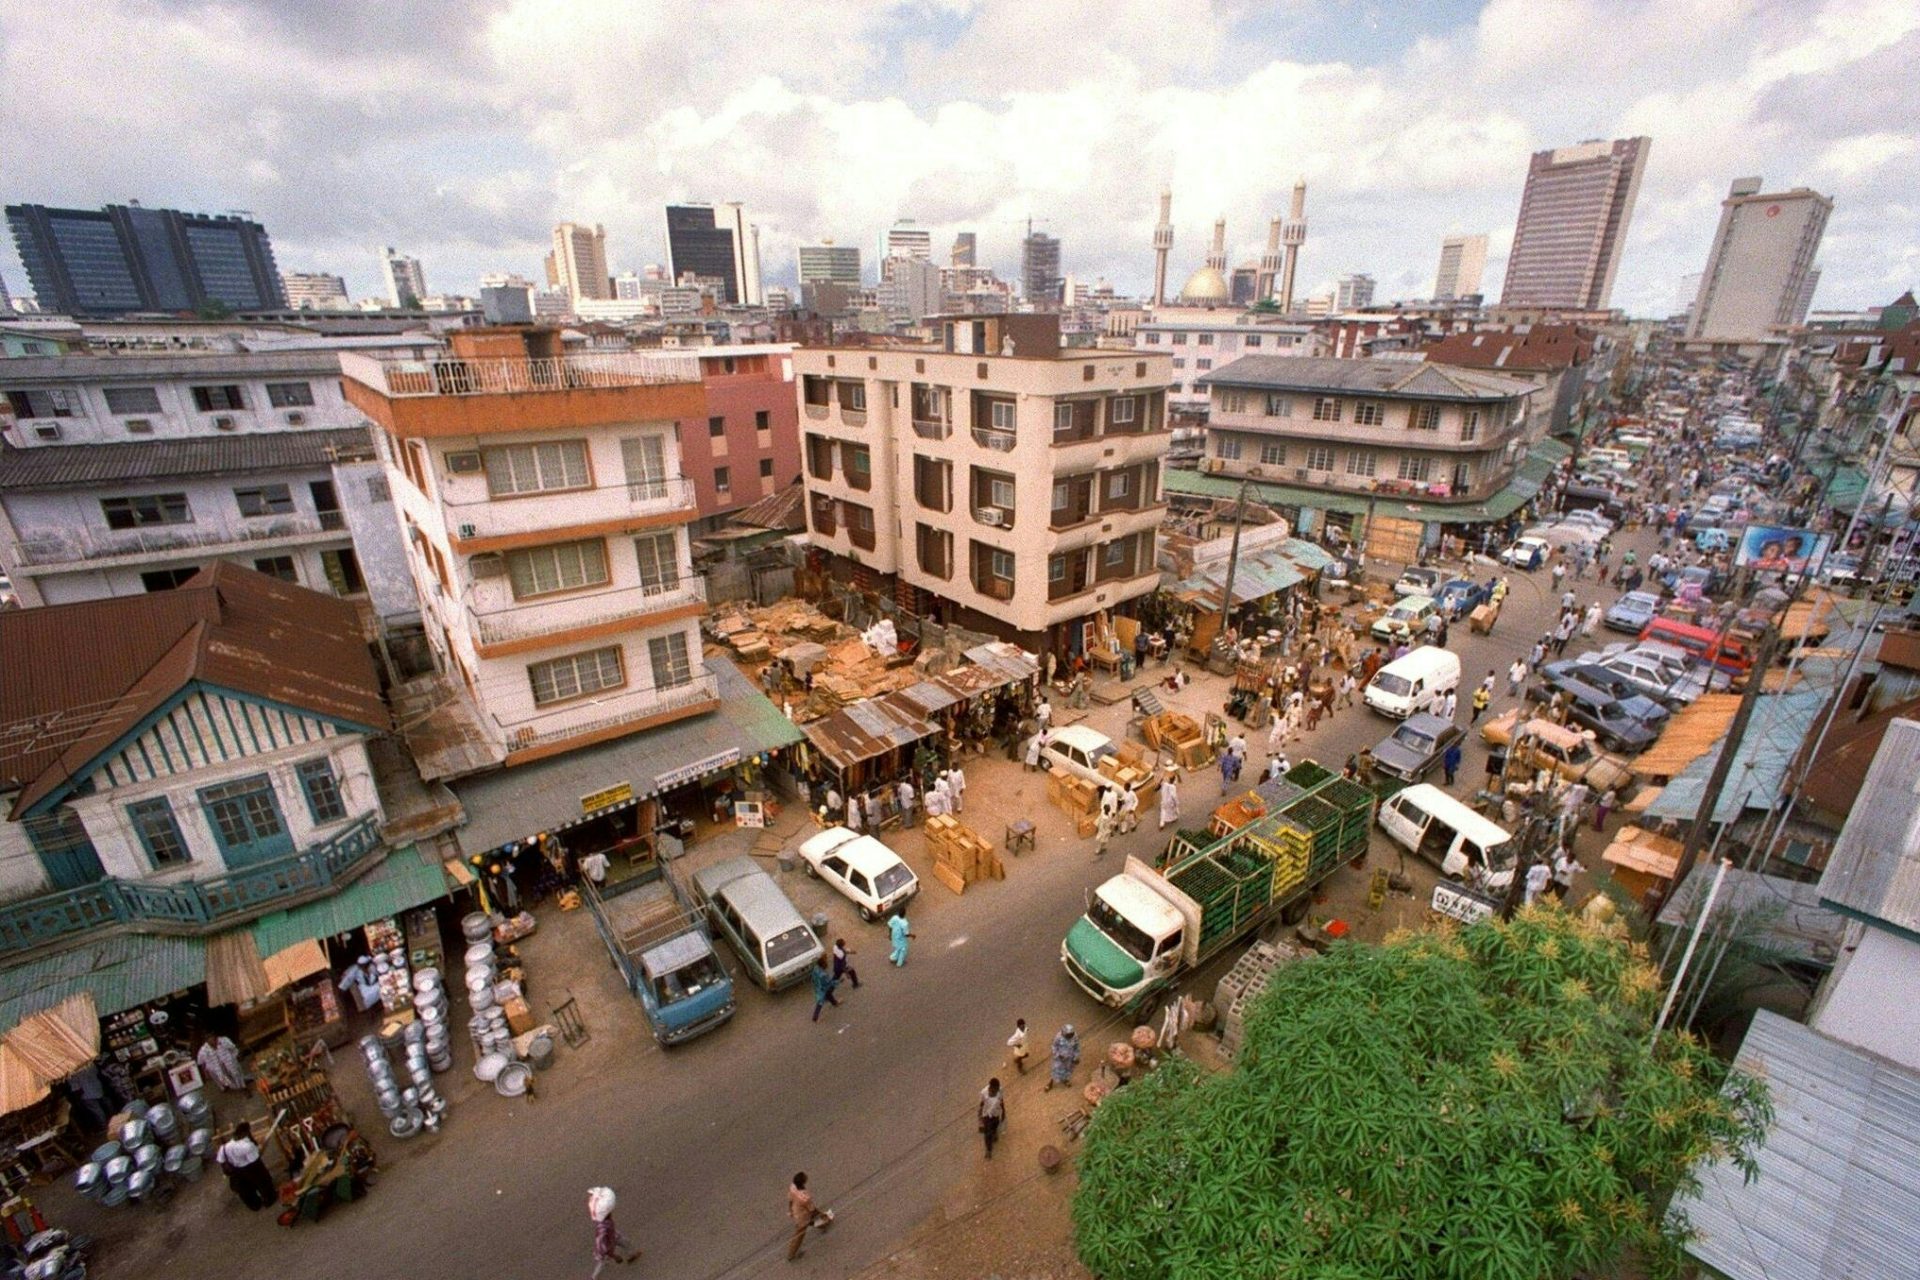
[1021,232,1062,307]
[1500,137,1649,310]
[281,272,351,310]
[879,257,943,323]
[1675,272,1704,318]
[380,247,427,308]
[0,271,11,315]
[1792,266,1822,327]
[551,222,611,303]
[1685,178,1832,344]
[5,202,285,315]
[951,233,976,268]
[884,222,932,262]
[613,272,643,301]
[664,204,760,305]
[797,241,862,287]
[716,202,762,306]
[1335,274,1376,311]
[1433,234,1488,300]
[1278,179,1308,315]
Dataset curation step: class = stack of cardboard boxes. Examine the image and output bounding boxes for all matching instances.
[923,815,1005,894]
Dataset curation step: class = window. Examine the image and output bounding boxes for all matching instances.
[1216,436,1242,460]
[1452,461,1472,491]
[24,806,103,887]
[1305,446,1335,472]
[234,484,295,517]
[4,389,80,418]
[141,567,200,591]
[1461,410,1480,441]
[759,458,774,478]
[1353,401,1384,426]
[1312,397,1342,422]
[708,416,726,437]
[1172,358,1186,369]
[913,456,950,512]
[102,493,191,528]
[1397,455,1434,482]
[127,798,189,867]
[266,381,315,408]
[484,439,589,496]
[191,385,245,412]
[633,532,681,593]
[1346,450,1377,477]
[1143,332,1161,345]
[990,548,1014,579]
[1107,470,1132,498]
[841,381,867,412]
[296,759,347,824]
[916,524,952,577]
[847,446,870,478]
[1412,404,1441,431]
[714,465,731,491]
[1196,359,1212,371]
[103,386,162,415]
[1264,394,1291,416]
[1103,540,1128,567]
[1245,335,1263,348]
[1219,391,1247,414]
[253,555,297,582]
[1171,333,1188,345]
[989,477,1015,508]
[1111,397,1137,424]
[1054,404,1073,433]
[754,410,770,431]
[990,400,1016,430]
[507,539,609,598]
[529,647,624,705]
[1259,442,1287,467]
[647,632,693,689]
[1197,333,1214,346]
[1048,555,1067,584]
[199,776,290,864]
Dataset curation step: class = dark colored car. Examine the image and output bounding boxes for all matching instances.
[1436,578,1490,618]
[1370,712,1467,783]
[1560,485,1626,520]
[1528,672,1668,753]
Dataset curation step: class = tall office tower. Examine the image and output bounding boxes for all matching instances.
[1021,231,1062,307]
[665,204,757,305]
[1150,188,1174,307]
[5,202,285,315]
[0,271,11,314]
[1334,273,1375,310]
[381,247,428,307]
[717,202,763,306]
[1433,233,1488,300]
[551,222,611,302]
[1685,178,1832,343]
[884,221,932,262]
[1791,266,1822,327]
[797,240,862,286]
[1500,136,1650,310]
[1277,178,1307,314]
[280,272,351,309]
[951,232,976,268]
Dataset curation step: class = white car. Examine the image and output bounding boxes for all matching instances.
[1042,724,1150,795]
[797,826,919,922]
[1560,509,1614,533]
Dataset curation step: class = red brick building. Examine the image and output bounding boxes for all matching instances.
[680,344,802,532]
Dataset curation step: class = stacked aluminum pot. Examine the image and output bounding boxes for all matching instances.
[361,1032,424,1139]
[176,1088,212,1129]
[413,967,454,1073]
[399,1019,449,1131]
[466,942,515,1066]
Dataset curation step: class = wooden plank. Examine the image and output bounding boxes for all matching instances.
[929,860,968,896]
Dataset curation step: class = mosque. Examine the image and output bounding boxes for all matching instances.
[1151,181,1308,313]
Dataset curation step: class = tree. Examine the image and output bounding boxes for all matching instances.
[1073,910,1771,1280]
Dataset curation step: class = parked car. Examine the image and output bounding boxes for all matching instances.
[1538,660,1656,707]
[1604,590,1663,634]
[1478,711,1636,796]
[796,827,920,922]
[1436,578,1489,618]
[1500,536,1552,570]
[1524,672,1668,753]
[690,856,823,991]
[1369,712,1466,783]
[1371,594,1439,643]
[1394,566,1443,599]
[1042,724,1152,796]
[1522,521,1606,550]
[1560,509,1614,534]
[1588,642,1715,706]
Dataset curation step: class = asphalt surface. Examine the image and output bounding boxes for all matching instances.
[54,533,1647,1280]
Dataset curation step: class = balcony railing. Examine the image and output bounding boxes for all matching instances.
[445,476,695,543]
[340,351,699,398]
[506,673,720,752]
[804,403,830,420]
[472,577,708,648]
[975,576,1014,601]
[911,418,952,440]
[0,815,383,960]
[971,427,1018,453]
[11,514,348,570]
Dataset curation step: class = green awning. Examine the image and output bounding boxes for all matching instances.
[251,844,449,955]
[0,934,206,1031]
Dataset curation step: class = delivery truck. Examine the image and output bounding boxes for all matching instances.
[583,863,736,1046]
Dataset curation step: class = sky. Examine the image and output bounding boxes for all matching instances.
[2,0,1917,316]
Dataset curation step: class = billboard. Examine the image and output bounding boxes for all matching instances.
[1735,525,1831,575]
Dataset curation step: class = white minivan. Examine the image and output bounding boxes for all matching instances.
[1377,785,1515,877]
[1363,646,1462,719]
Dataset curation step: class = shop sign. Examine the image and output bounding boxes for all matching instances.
[654,748,741,794]
[735,801,766,828]
[1430,882,1500,925]
[580,782,634,815]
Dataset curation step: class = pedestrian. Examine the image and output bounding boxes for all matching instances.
[896,777,917,828]
[1024,730,1044,772]
[216,1118,282,1211]
[846,794,863,833]
[1470,683,1491,724]
[1094,807,1114,858]
[1099,784,1120,821]
[1264,753,1288,782]
[1436,615,1450,648]
[587,1186,640,1276]
[1551,561,1566,591]
[1441,689,1457,721]
[1523,859,1552,908]
[1442,740,1462,787]
[1553,613,1575,655]
[1265,710,1285,750]
[1560,587,1576,613]
[1228,731,1247,762]
[1550,848,1580,902]
[1339,671,1357,708]
[810,957,840,1022]
[1159,773,1181,831]
[1592,786,1617,831]
[1528,638,1547,672]
[1218,750,1236,792]
[949,763,967,814]
[1035,697,1052,730]
[978,1078,1006,1159]
[1118,785,1140,834]
[832,938,860,989]
[196,1034,245,1092]
[887,910,915,967]
[825,786,843,822]
[1582,602,1603,635]
[1044,1024,1080,1092]
[1007,1018,1030,1074]
[1506,658,1527,698]
[786,1172,832,1262]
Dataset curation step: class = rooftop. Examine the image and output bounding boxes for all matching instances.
[0,349,358,384]
[1197,355,1535,401]
[1817,717,1920,939]
[0,427,370,489]
[1421,324,1596,373]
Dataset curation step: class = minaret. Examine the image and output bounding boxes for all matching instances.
[1278,177,1307,314]
[1256,215,1282,301]
[1150,188,1174,307]
[1206,217,1228,273]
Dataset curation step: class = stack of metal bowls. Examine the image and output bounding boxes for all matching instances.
[162,1145,185,1175]
[413,968,454,1073]
[118,1117,149,1151]
[101,1155,132,1208]
[361,1032,406,1126]
[400,1020,448,1130]
[176,1088,212,1129]
[465,944,515,1064]
[182,1128,211,1181]
[74,1161,105,1202]
[147,1102,179,1143]
[462,912,494,946]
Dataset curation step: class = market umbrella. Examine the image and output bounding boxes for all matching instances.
[205,929,271,1007]
[2,993,100,1081]
[0,1042,50,1116]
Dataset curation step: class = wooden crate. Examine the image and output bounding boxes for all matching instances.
[929,861,969,895]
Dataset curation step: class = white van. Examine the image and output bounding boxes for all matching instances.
[1585,447,1632,473]
[1363,646,1461,719]
[1378,785,1515,876]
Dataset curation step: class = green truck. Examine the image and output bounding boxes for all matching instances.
[1061,761,1373,1009]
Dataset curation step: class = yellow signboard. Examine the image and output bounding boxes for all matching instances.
[580,782,634,815]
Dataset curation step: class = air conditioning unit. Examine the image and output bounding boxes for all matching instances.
[1204,458,1224,473]
[976,507,1004,527]
[32,425,61,441]
[212,415,236,431]
[458,523,478,539]
[284,410,307,426]
[446,450,482,474]
[125,418,153,434]
[1247,464,1264,477]
[470,553,507,578]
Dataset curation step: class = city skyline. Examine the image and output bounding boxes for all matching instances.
[0,1,1915,314]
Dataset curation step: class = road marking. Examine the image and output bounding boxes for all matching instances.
[948,934,969,949]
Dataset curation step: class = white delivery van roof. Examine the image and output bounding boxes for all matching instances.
[1378,645,1458,680]
[1390,784,1513,849]
[1098,873,1185,936]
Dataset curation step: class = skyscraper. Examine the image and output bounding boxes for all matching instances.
[884,221,932,262]
[380,247,427,307]
[716,202,763,306]
[1335,274,1375,310]
[1021,231,1061,307]
[1685,178,1832,343]
[951,232,976,268]
[1500,137,1649,310]
[797,241,862,286]
[5,202,285,315]
[1433,233,1488,300]
[551,222,611,303]
[665,204,760,305]
[281,271,351,309]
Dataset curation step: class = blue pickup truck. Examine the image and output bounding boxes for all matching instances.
[583,864,736,1046]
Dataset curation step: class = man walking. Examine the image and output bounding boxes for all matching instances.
[1094,806,1114,858]
[887,910,915,967]
[1118,785,1140,835]
[1159,773,1181,831]
[1044,1024,1081,1092]
[949,763,967,814]
[1506,658,1528,699]
[1441,688,1457,721]
[1007,1018,1030,1074]
[1471,682,1491,724]
[978,1078,1006,1159]
[1442,740,1462,787]
[810,957,840,1022]
[832,938,860,989]
[786,1172,831,1262]
[1550,848,1580,902]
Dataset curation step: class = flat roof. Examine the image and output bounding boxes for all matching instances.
[1197,355,1535,401]
[0,427,368,489]
[0,350,352,382]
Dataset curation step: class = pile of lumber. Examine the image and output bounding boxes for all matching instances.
[1142,712,1210,770]
[924,815,1004,895]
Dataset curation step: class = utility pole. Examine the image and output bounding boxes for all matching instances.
[1666,626,1780,906]
[1217,479,1252,632]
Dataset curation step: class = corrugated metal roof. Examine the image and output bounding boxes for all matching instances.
[1644,690,1825,826]
[1817,717,1920,936]
[0,427,369,489]
[1656,866,1847,965]
[250,844,446,956]
[806,699,937,770]
[0,934,205,1031]
[1196,356,1536,400]
[1680,1010,1920,1280]
[0,350,352,383]
[962,642,1040,683]
[1173,545,1304,605]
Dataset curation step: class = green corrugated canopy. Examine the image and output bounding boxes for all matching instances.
[0,934,206,1031]
[251,843,449,955]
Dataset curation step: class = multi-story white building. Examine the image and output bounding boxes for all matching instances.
[0,349,412,607]
[883,222,932,263]
[797,314,1171,656]
[1433,235,1488,301]
[1685,178,1832,348]
[281,272,352,310]
[1133,316,1318,411]
[381,248,428,307]
[1335,274,1376,311]
[341,327,717,771]
[552,222,612,304]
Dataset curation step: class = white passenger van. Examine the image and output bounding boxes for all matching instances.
[1377,784,1515,877]
[1363,646,1462,719]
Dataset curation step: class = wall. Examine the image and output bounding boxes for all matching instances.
[1808,924,1920,1072]
[331,458,416,621]
[679,349,800,520]
[0,362,362,448]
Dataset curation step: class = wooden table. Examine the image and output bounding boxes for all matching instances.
[1005,820,1035,856]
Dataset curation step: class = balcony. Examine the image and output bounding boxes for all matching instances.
[340,351,699,398]
[0,815,383,961]
[804,403,831,421]
[471,577,708,653]
[912,417,952,441]
[10,514,350,572]
[505,672,721,756]
[971,427,1018,454]
[974,576,1014,601]
[444,476,695,551]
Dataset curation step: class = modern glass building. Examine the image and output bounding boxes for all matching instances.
[664,205,742,304]
[5,203,285,315]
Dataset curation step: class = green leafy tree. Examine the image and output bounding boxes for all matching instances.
[1074,911,1771,1280]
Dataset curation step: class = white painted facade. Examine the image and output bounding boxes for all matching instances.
[1133,316,1318,409]
[1809,925,1920,1073]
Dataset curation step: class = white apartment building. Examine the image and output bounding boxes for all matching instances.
[1133,316,1318,410]
[341,327,716,772]
[0,350,408,607]
[883,222,932,262]
[1686,178,1832,347]
[1434,235,1488,301]
[281,272,352,310]
[797,314,1172,656]
[381,248,427,306]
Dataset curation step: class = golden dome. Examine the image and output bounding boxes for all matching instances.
[1177,266,1230,304]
